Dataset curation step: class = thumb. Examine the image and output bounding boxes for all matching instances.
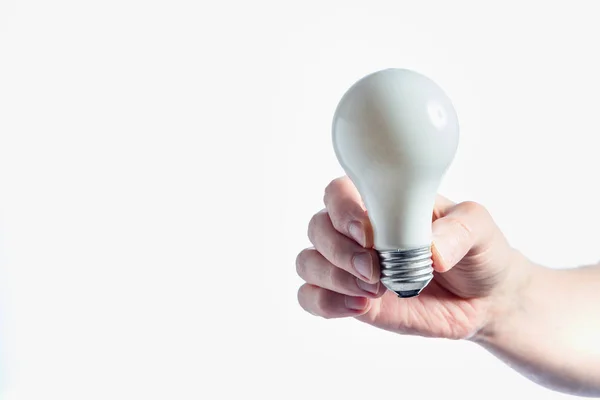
[430,201,496,273]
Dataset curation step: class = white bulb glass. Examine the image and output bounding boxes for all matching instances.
[332,68,459,297]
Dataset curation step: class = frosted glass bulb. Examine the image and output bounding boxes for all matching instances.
[332,68,459,298]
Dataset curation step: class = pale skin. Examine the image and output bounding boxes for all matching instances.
[296,176,600,397]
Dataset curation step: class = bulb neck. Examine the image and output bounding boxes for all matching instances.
[376,246,433,298]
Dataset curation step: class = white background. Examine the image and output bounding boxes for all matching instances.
[1,1,599,399]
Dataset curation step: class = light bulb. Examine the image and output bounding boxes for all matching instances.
[331,68,459,298]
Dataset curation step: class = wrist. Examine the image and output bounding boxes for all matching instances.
[471,249,541,344]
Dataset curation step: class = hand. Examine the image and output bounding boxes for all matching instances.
[295,176,524,340]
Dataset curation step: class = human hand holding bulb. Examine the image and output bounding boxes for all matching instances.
[296,68,525,339]
[296,175,521,339]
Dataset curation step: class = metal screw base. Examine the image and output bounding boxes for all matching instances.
[377,246,433,298]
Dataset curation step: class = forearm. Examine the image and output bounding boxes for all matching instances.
[473,253,600,397]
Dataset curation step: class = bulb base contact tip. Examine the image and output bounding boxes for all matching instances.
[377,246,433,298]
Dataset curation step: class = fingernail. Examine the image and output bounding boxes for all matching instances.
[345,296,367,310]
[356,278,379,295]
[432,233,449,264]
[349,222,365,247]
[431,232,455,273]
[352,252,373,281]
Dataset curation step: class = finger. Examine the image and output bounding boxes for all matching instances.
[431,201,496,272]
[296,248,385,298]
[307,210,379,284]
[297,283,371,318]
[323,176,373,248]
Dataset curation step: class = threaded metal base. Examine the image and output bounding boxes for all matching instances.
[377,246,433,298]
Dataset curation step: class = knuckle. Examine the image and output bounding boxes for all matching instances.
[295,249,307,278]
[297,284,314,314]
[295,248,315,279]
[307,209,327,241]
[445,216,473,240]
[457,201,491,232]
[323,177,345,205]
[460,200,489,217]
[297,284,333,318]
